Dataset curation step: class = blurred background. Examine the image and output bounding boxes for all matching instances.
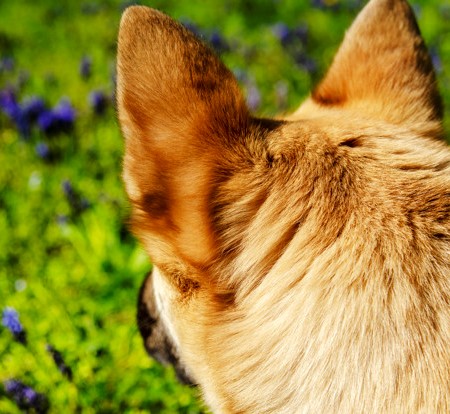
[0,0,448,412]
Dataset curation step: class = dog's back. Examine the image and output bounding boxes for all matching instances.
[117,0,450,412]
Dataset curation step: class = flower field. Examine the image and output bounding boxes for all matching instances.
[0,0,448,412]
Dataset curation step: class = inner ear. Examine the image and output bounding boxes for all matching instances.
[116,6,252,266]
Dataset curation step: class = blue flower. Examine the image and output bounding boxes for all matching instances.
[35,142,51,160]
[0,56,14,73]
[311,0,339,10]
[37,110,55,134]
[2,307,27,344]
[0,89,20,119]
[46,344,73,380]
[272,23,291,45]
[37,99,76,136]
[272,23,308,47]
[0,92,31,138]
[295,53,317,74]
[430,47,442,74]
[79,55,92,80]
[0,91,50,138]
[180,20,201,37]
[4,379,49,413]
[292,26,308,45]
[53,99,76,125]
[62,179,74,198]
[208,31,228,54]
[232,68,248,84]
[56,214,69,227]
[22,96,46,123]
[2,307,22,334]
[88,90,109,115]
[62,180,90,216]
[275,80,289,110]
[246,84,261,112]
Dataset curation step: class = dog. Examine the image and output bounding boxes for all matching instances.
[116,0,450,412]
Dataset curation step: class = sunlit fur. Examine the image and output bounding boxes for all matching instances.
[117,0,450,412]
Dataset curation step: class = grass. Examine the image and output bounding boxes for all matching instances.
[0,0,448,412]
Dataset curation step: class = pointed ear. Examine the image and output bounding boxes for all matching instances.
[309,0,443,136]
[116,6,250,266]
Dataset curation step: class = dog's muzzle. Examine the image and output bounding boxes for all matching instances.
[137,271,196,386]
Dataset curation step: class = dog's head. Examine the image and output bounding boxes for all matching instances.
[117,0,448,412]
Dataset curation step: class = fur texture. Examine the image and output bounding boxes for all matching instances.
[117,0,450,412]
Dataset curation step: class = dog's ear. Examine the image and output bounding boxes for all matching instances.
[304,0,443,137]
[117,6,250,266]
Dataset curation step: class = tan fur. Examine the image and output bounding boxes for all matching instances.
[117,0,450,412]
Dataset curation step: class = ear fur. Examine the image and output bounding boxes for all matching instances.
[117,7,250,266]
[301,0,443,138]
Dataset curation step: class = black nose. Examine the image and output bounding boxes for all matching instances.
[137,272,157,340]
[137,271,196,386]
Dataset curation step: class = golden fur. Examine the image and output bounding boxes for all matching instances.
[117,0,450,412]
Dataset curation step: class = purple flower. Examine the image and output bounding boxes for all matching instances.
[46,344,73,380]
[292,26,308,45]
[62,180,90,216]
[79,56,92,79]
[2,307,27,344]
[2,307,22,334]
[232,68,248,84]
[15,114,30,138]
[0,56,14,73]
[0,90,32,137]
[37,110,55,133]
[246,84,261,112]
[35,142,51,160]
[4,379,49,413]
[272,23,308,47]
[57,214,69,227]
[275,80,289,110]
[180,20,201,37]
[88,90,109,115]
[37,99,76,135]
[22,96,46,123]
[209,31,228,54]
[0,91,31,138]
[0,89,20,119]
[295,53,317,74]
[62,179,74,198]
[311,0,339,10]
[430,47,442,74]
[272,23,291,45]
[0,91,52,138]
[53,99,76,124]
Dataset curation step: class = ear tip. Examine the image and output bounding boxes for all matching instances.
[118,6,166,54]
[365,0,408,7]
[362,0,414,17]
[120,5,147,23]
[120,5,163,31]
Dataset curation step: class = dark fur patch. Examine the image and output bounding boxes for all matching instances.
[339,136,363,148]
[140,192,169,218]
[311,89,346,106]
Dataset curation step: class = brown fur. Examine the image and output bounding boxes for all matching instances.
[117,0,450,412]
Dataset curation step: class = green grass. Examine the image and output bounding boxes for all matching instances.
[0,0,449,412]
